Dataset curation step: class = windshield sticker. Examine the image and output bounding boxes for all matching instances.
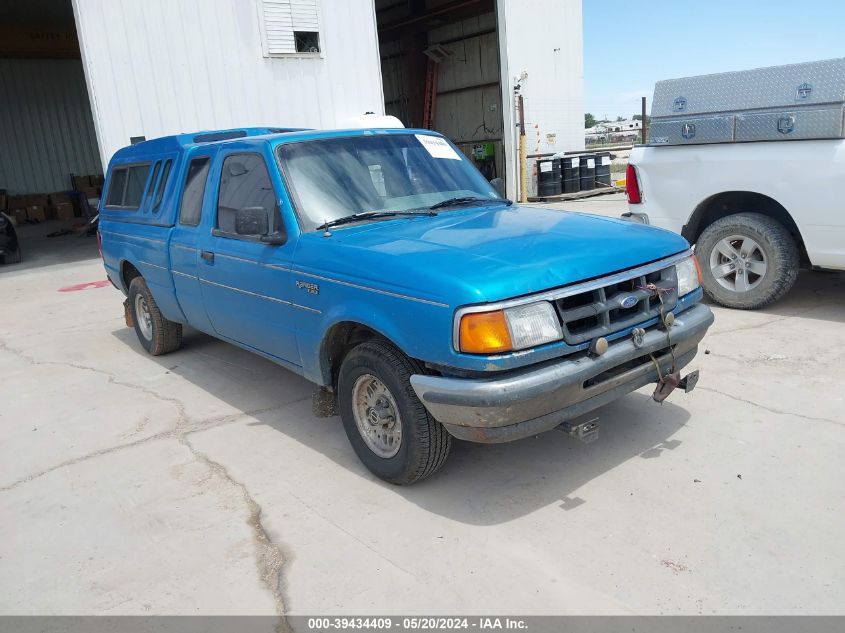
[415,134,462,160]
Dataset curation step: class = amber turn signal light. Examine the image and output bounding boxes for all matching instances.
[692,254,703,284]
[459,310,513,354]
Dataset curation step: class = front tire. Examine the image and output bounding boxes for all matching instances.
[695,213,799,309]
[128,277,183,355]
[338,340,451,485]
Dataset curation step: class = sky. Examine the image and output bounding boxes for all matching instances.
[583,0,845,120]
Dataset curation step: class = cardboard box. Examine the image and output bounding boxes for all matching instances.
[90,174,105,187]
[26,205,46,222]
[53,202,75,221]
[24,194,49,208]
[49,191,72,206]
[73,175,91,190]
[11,207,28,225]
[79,186,99,198]
[8,195,27,211]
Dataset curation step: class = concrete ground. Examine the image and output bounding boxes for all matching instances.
[1,206,844,620]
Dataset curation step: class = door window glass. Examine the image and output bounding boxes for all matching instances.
[217,154,277,235]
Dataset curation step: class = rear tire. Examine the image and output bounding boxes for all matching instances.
[338,340,451,485]
[128,277,183,355]
[695,213,799,309]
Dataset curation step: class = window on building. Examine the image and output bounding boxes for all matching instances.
[179,157,211,226]
[217,154,278,236]
[260,0,321,55]
[105,164,151,209]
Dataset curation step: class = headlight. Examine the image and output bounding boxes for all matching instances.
[458,301,562,354]
[675,255,702,296]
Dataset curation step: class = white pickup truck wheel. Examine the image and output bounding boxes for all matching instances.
[338,340,451,485]
[695,213,799,309]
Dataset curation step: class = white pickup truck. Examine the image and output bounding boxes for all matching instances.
[626,58,845,309]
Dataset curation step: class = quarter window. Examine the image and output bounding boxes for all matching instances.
[179,157,211,226]
[152,160,172,213]
[217,154,278,235]
[143,161,161,210]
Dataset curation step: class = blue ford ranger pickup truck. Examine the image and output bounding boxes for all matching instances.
[99,126,714,484]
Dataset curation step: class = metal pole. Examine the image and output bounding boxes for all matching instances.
[518,94,527,203]
[641,96,647,144]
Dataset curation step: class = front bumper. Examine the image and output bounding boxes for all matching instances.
[410,302,714,443]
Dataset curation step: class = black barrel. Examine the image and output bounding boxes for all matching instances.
[579,154,596,191]
[561,156,580,193]
[594,151,612,187]
[537,158,561,196]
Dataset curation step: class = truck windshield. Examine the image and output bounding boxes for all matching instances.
[277,133,503,231]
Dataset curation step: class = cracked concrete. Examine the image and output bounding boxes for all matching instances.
[2,215,845,618]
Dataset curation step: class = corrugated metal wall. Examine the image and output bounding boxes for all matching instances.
[429,13,504,178]
[0,58,101,195]
[72,0,386,167]
[380,11,504,179]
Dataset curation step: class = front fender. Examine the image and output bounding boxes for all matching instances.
[296,295,454,386]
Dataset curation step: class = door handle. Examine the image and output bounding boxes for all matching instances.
[200,250,214,263]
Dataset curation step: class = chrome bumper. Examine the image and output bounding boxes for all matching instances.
[410,303,714,443]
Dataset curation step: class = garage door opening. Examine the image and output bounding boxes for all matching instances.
[0,0,102,268]
[375,0,506,186]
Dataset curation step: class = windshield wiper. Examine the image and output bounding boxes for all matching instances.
[429,196,513,210]
[317,209,437,232]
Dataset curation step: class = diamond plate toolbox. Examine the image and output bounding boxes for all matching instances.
[649,116,734,145]
[647,58,845,145]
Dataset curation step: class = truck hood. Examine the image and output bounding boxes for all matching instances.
[298,205,690,304]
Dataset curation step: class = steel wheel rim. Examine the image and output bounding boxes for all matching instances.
[709,234,768,293]
[135,294,153,340]
[351,373,402,459]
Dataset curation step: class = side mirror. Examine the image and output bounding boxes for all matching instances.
[260,232,286,245]
[235,207,269,236]
[490,177,505,198]
[260,199,287,244]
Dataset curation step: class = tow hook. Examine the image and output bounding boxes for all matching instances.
[558,417,600,444]
[642,284,700,403]
[123,298,134,328]
[652,368,700,402]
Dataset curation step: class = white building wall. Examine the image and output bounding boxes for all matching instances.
[498,0,584,199]
[72,0,386,166]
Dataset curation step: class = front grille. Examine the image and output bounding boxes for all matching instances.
[554,265,678,345]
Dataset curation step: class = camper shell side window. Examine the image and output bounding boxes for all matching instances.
[105,163,153,211]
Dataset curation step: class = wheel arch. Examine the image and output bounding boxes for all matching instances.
[682,191,808,263]
[121,260,143,292]
[319,320,394,389]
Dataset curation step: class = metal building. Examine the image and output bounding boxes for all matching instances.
[0,0,583,201]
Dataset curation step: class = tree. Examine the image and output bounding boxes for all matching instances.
[632,114,651,122]
[616,116,624,121]
[584,113,596,128]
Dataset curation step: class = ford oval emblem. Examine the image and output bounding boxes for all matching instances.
[621,295,638,309]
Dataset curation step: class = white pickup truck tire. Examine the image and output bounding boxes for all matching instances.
[694,213,799,309]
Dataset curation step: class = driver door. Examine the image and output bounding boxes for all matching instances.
[197,150,300,367]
